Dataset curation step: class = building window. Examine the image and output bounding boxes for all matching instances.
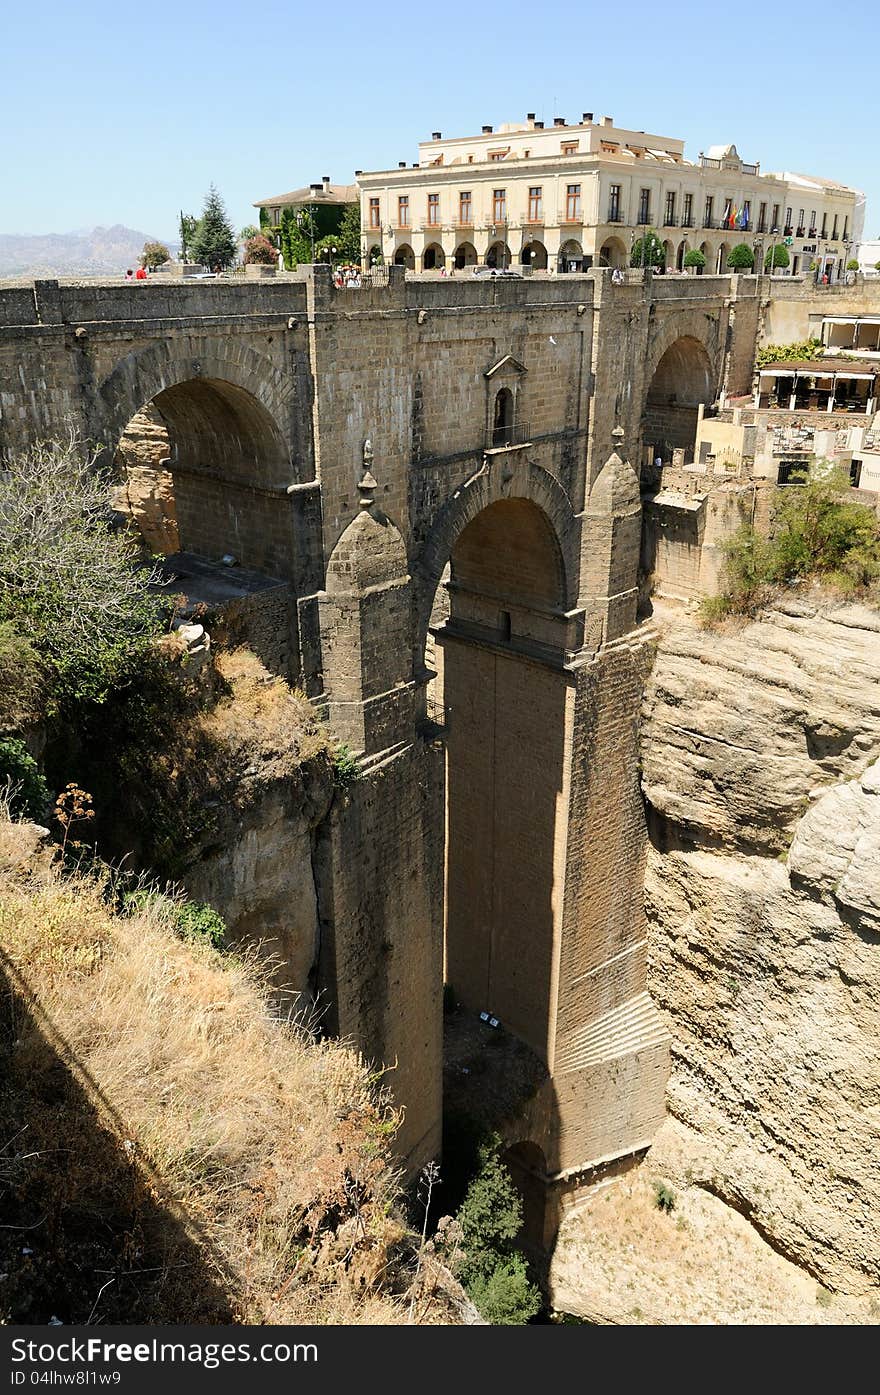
[459,191,472,224]
[704,195,714,226]
[809,210,817,232]
[843,216,849,240]
[832,214,839,239]
[566,184,581,221]
[784,207,792,232]
[682,192,693,226]
[492,387,514,446]
[609,184,621,221]
[665,191,676,224]
[797,208,805,234]
[742,200,750,229]
[271,207,281,225]
[489,149,507,161]
[427,192,439,225]
[638,188,651,224]
[528,186,543,221]
[398,195,409,227]
[493,188,507,223]
[561,140,579,155]
[771,204,780,231]
[722,198,733,228]
[821,211,828,237]
[758,202,767,232]
[368,197,380,228]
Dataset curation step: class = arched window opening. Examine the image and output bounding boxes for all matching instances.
[492,387,514,446]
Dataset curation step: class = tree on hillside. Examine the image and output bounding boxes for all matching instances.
[765,244,790,271]
[454,1137,542,1325]
[727,243,755,271]
[140,241,170,270]
[630,230,665,270]
[190,186,237,270]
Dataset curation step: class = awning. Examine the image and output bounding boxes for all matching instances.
[822,316,880,327]
[650,490,706,512]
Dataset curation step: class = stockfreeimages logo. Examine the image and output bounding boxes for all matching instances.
[10,1338,317,1372]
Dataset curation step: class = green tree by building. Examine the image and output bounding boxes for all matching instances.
[630,230,665,271]
[190,186,237,270]
[727,243,755,271]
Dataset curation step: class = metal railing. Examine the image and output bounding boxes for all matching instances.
[487,420,532,450]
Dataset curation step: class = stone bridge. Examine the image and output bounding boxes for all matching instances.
[0,266,762,1237]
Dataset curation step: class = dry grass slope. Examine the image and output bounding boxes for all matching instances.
[0,844,465,1325]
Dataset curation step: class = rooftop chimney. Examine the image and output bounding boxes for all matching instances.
[583,111,593,122]
[354,169,362,177]
[554,116,566,126]
[535,120,544,129]
[309,183,322,194]
[432,131,441,139]
[398,161,406,168]
[322,176,330,192]
[601,115,613,127]
[527,111,536,121]
[482,124,493,133]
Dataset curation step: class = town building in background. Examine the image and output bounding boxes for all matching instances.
[356,114,862,278]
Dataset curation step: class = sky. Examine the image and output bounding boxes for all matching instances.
[1,0,878,242]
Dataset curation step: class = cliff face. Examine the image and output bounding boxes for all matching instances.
[641,599,880,1293]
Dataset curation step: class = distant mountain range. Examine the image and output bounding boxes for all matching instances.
[0,225,178,278]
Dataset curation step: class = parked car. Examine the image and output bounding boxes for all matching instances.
[471,265,523,278]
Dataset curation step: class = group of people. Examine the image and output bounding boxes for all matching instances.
[124,266,148,281]
[333,264,362,288]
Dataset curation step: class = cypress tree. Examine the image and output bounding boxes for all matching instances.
[190,185,237,270]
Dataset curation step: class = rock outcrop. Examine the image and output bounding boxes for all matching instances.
[112,403,179,554]
[640,598,880,1294]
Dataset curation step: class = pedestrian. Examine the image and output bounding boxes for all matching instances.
[135,265,147,280]
[124,268,134,281]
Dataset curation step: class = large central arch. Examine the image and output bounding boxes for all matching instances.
[422,478,576,1062]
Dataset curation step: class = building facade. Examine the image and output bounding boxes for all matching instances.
[357,114,861,279]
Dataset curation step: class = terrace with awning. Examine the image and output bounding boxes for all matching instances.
[820,316,880,355]
[755,359,878,413]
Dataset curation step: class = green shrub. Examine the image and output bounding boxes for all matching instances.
[653,1180,676,1214]
[846,259,860,272]
[0,435,164,712]
[727,243,754,271]
[0,622,44,727]
[174,900,227,949]
[0,736,50,821]
[466,1253,542,1325]
[630,230,665,270]
[683,249,706,269]
[756,337,824,367]
[702,461,880,620]
[455,1136,542,1324]
[765,244,790,270]
[331,742,360,788]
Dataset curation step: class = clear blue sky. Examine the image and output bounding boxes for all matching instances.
[1,0,877,240]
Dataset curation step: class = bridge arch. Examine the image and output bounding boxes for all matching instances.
[641,317,721,481]
[414,458,579,670]
[99,344,298,579]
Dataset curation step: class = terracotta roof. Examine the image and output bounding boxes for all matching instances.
[253,184,357,209]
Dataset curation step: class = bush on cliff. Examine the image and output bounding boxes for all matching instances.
[0,433,164,712]
[703,461,880,620]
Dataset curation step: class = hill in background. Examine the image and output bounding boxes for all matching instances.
[0,225,177,278]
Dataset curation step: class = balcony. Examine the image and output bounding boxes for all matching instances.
[558,210,583,225]
[663,215,679,227]
[796,226,806,237]
[486,420,532,451]
[606,210,623,223]
[455,219,475,229]
[681,216,694,228]
[784,225,793,236]
[699,155,722,169]
[742,162,760,176]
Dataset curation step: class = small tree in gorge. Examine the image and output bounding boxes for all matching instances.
[189,186,237,270]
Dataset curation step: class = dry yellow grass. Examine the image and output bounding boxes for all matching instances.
[0,854,450,1326]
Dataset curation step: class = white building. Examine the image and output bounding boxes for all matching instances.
[357,114,862,278]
